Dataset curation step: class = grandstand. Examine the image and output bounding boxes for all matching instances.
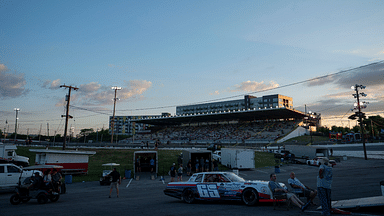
[130,106,319,146]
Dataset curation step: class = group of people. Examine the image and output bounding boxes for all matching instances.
[269,157,333,215]
[27,168,62,193]
[170,156,220,182]
[135,156,156,173]
[169,163,183,182]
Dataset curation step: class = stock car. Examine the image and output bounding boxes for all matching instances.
[164,172,287,206]
[306,157,336,167]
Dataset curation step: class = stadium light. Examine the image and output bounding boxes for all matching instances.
[14,108,20,144]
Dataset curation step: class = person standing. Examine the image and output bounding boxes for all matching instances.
[199,157,205,172]
[150,157,155,173]
[204,158,210,172]
[195,159,199,173]
[136,157,141,173]
[170,163,177,182]
[177,164,183,182]
[187,159,192,176]
[108,168,121,198]
[317,157,333,216]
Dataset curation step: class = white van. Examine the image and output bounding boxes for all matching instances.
[0,164,42,188]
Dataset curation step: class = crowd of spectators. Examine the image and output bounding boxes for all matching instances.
[133,120,300,144]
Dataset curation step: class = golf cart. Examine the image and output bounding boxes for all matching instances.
[99,163,120,186]
[10,165,64,205]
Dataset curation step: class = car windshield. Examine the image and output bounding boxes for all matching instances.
[223,172,245,182]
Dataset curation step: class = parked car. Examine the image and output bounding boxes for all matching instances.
[212,151,221,163]
[306,157,336,167]
[164,171,287,206]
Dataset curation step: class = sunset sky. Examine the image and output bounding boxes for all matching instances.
[1,0,384,135]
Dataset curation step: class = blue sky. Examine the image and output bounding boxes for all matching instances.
[1,0,384,135]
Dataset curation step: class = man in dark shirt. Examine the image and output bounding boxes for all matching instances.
[108,168,121,198]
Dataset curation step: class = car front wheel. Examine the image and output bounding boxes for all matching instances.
[182,189,195,204]
[242,188,259,206]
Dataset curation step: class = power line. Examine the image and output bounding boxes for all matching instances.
[116,60,384,112]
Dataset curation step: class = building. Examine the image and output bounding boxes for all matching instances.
[109,114,167,136]
[176,94,293,115]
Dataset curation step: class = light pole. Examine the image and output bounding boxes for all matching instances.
[111,86,122,143]
[351,84,368,160]
[14,108,20,144]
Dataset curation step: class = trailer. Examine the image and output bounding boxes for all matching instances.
[133,151,158,179]
[285,145,330,163]
[221,148,255,169]
[182,149,212,171]
[29,149,96,175]
[0,143,29,167]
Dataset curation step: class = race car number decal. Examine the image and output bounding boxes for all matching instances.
[197,184,220,198]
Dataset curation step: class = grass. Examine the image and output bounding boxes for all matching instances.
[16,147,275,183]
[254,151,276,168]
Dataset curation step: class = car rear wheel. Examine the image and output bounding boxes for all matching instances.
[182,189,195,204]
[242,188,259,206]
[10,194,21,205]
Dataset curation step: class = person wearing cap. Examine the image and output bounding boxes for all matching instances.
[317,157,333,216]
[170,163,177,182]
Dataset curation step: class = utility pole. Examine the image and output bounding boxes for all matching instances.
[14,108,20,144]
[111,86,122,143]
[60,84,79,150]
[351,84,368,160]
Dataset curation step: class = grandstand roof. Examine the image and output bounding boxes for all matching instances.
[132,107,308,126]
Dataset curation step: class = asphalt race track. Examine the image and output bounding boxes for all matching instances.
[1,157,384,216]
